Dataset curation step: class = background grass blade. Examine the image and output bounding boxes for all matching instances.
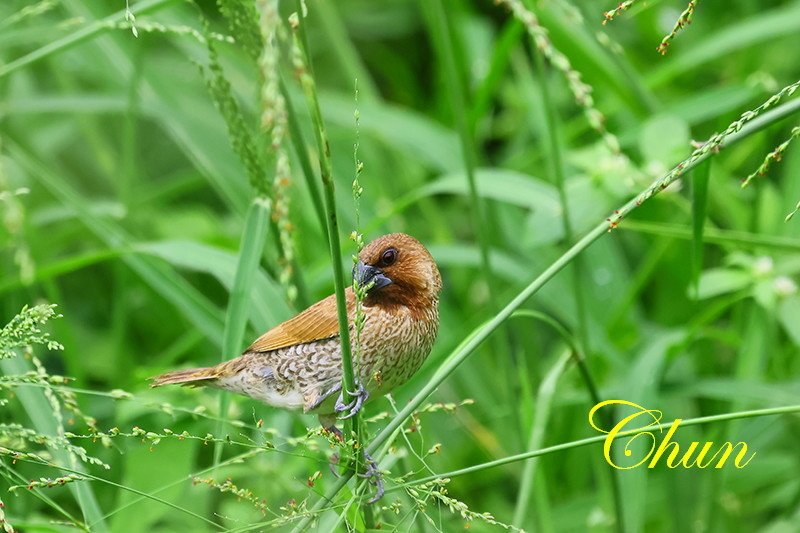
[691,160,711,297]
[213,200,271,464]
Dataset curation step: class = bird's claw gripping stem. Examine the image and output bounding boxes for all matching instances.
[358,452,384,504]
[334,382,368,420]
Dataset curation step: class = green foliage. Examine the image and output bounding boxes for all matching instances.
[2,0,800,532]
[199,36,269,198]
[0,304,63,359]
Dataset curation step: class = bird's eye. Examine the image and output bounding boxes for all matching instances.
[380,248,398,266]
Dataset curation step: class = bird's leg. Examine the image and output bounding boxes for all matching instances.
[334,382,369,420]
[357,451,385,504]
[320,409,384,503]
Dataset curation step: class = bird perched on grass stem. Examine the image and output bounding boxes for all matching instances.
[151,233,441,497]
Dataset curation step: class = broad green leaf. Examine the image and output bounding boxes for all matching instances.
[136,239,291,333]
[778,296,800,347]
[696,268,752,299]
[317,91,461,173]
[110,439,197,533]
[639,114,691,168]
[410,167,558,211]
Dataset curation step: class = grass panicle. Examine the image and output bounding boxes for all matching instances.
[742,124,800,188]
[657,0,701,55]
[191,477,269,516]
[614,78,800,224]
[602,1,639,24]
[603,0,701,54]
[1,0,58,30]
[499,0,621,154]
[0,305,106,530]
[124,0,139,37]
[216,0,262,62]
[0,304,62,359]
[258,0,296,301]
[199,32,268,198]
[106,19,234,44]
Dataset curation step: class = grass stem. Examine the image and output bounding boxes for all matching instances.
[290,2,370,525]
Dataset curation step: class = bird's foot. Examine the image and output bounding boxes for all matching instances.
[334,382,369,420]
[358,452,384,504]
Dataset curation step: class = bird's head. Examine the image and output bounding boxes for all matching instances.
[353,233,442,308]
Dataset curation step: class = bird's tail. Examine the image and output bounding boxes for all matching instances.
[150,366,219,387]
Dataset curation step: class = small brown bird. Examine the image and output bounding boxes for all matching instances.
[151,233,442,431]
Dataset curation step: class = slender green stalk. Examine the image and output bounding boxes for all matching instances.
[530,42,590,358]
[0,462,86,531]
[291,0,358,425]
[512,349,571,526]
[213,200,271,465]
[291,93,800,533]
[279,77,327,239]
[621,220,800,251]
[5,448,224,530]
[529,46,624,531]
[428,0,494,301]
[399,403,800,485]
[290,4,370,525]
[0,0,177,79]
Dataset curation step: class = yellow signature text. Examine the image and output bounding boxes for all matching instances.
[588,400,755,470]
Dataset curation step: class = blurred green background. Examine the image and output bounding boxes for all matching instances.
[2,0,800,531]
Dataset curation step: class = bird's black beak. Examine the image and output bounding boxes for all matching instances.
[354,260,392,292]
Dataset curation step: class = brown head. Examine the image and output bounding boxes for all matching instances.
[354,233,442,310]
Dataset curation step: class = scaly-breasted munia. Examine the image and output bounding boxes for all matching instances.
[151,233,442,431]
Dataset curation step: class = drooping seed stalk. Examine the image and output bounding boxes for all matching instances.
[657,0,701,55]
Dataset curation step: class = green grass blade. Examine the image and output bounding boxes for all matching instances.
[0,357,107,531]
[213,199,272,465]
[691,160,711,298]
[512,349,571,527]
[0,0,177,79]
[8,141,226,345]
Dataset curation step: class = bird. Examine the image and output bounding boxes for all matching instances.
[151,231,441,446]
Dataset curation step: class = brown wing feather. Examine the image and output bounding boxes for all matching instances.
[245,288,356,353]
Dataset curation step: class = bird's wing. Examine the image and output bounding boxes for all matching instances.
[245,288,356,353]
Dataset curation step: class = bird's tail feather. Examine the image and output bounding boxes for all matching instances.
[150,367,219,387]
